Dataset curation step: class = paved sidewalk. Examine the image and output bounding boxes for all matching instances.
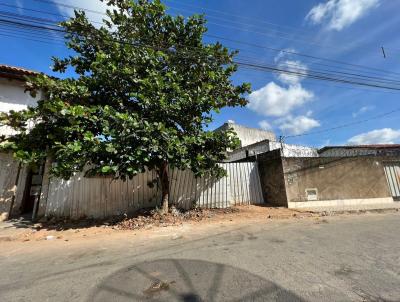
[302,202,400,213]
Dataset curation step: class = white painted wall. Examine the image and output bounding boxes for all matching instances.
[214,122,276,148]
[0,78,42,136]
[269,142,319,157]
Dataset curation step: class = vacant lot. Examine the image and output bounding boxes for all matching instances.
[1,208,400,301]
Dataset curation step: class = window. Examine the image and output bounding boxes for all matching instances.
[305,188,318,201]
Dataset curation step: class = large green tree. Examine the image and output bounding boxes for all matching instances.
[0,0,250,213]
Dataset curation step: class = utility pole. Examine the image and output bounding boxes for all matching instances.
[279,135,285,155]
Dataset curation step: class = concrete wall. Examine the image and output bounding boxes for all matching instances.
[257,150,288,206]
[226,141,318,163]
[283,156,395,208]
[269,142,319,158]
[319,147,400,157]
[215,122,276,148]
[226,140,271,162]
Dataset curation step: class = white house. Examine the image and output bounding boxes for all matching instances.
[0,64,43,221]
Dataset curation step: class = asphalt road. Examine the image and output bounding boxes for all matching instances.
[1,212,400,301]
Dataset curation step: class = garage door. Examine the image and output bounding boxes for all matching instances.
[384,163,400,201]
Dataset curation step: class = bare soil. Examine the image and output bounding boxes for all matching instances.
[4,205,396,246]
[0,205,316,243]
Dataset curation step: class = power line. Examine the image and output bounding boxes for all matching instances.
[0,25,65,43]
[1,8,399,138]
[0,6,393,83]
[33,0,106,15]
[0,3,75,19]
[32,0,400,78]
[34,0,370,52]
[1,12,400,92]
[236,61,400,91]
[205,34,400,78]
[0,31,64,45]
[16,1,400,80]
[284,107,400,139]
[163,0,311,34]
[237,57,400,85]
[237,69,400,95]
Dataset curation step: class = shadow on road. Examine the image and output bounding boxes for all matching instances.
[88,259,304,302]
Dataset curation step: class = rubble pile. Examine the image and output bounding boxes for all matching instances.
[116,207,239,230]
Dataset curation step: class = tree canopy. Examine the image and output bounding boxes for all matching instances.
[0,0,250,211]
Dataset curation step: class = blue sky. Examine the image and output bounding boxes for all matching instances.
[1,0,399,147]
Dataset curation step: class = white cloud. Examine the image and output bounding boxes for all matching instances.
[347,128,400,145]
[248,82,314,117]
[306,0,380,31]
[277,60,308,85]
[352,105,375,118]
[273,48,296,63]
[248,49,318,136]
[55,0,113,23]
[258,120,272,131]
[278,115,321,135]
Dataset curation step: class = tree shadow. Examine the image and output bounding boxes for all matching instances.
[3,207,155,231]
[88,259,305,302]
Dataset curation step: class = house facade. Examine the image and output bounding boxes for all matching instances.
[0,64,44,221]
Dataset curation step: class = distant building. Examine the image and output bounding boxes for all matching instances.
[225,139,318,162]
[319,145,400,157]
[214,121,276,148]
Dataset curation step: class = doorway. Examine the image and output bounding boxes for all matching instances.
[20,164,44,216]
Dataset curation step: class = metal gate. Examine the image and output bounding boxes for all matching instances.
[384,162,400,201]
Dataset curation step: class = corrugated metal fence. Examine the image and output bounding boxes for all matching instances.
[41,162,264,219]
[384,162,400,200]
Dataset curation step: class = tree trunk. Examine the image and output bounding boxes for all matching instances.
[160,162,169,214]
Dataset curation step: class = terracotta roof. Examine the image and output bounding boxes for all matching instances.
[0,64,40,80]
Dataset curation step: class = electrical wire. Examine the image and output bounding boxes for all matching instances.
[1,6,398,139]
[163,0,312,34]
[284,107,400,139]
[19,1,400,78]
[1,14,400,92]
[236,61,400,91]
[33,0,390,64]
[205,34,400,78]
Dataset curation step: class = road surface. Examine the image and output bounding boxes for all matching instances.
[1,212,400,301]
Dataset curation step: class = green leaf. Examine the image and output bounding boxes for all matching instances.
[0,0,250,186]
[101,166,111,173]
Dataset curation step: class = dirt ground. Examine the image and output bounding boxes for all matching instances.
[0,205,318,244]
[1,205,398,249]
